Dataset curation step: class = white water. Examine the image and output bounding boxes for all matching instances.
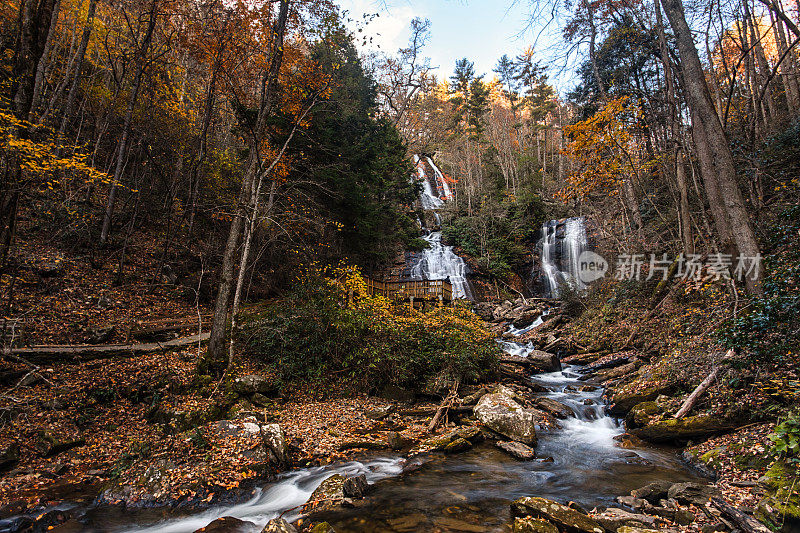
[539,218,589,298]
[409,232,473,300]
[118,458,405,533]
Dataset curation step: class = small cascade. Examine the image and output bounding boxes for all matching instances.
[408,155,473,300]
[537,217,589,298]
[409,232,473,300]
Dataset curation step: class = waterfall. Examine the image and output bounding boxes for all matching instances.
[538,217,589,298]
[409,156,473,300]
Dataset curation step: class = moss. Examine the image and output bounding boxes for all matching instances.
[759,461,800,522]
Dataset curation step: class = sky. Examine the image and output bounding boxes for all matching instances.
[335,0,573,90]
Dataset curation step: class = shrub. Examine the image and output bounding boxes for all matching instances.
[239,266,499,393]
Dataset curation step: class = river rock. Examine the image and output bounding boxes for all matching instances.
[473,301,496,320]
[535,398,574,419]
[195,516,256,532]
[616,528,661,533]
[303,474,345,514]
[207,419,286,472]
[261,518,297,532]
[625,401,660,429]
[232,375,275,396]
[342,474,368,499]
[608,383,672,416]
[309,523,337,533]
[418,425,483,453]
[474,393,537,445]
[667,482,720,505]
[513,308,543,329]
[630,481,672,503]
[365,404,395,420]
[616,495,647,511]
[594,508,657,531]
[496,441,536,460]
[514,516,559,533]
[631,414,736,443]
[511,497,605,533]
[261,423,287,466]
[527,350,561,373]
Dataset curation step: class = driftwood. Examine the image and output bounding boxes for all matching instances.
[398,406,473,417]
[428,379,460,433]
[9,333,210,362]
[675,365,720,419]
[710,497,772,533]
[129,316,210,340]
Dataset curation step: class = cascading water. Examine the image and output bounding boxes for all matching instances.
[538,217,589,298]
[408,156,473,300]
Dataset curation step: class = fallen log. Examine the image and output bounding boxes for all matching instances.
[675,365,720,419]
[398,406,473,417]
[9,333,210,362]
[710,497,772,533]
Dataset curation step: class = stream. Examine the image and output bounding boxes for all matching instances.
[71,325,698,533]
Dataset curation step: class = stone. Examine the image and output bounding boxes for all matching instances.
[594,508,657,531]
[250,393,271,408]
[474,393,537,445]
[496,441,536,460]
[513,308,543,329]
[632,414,736,443]
[595,363,637,383]
[384,431,409,450]
[303,474,345,515]
[535,398,574,419]
[387,513,428,531]
[442,437,472,453]
[616,495,646,511]
[511,497,605,533]
[206,419,285,472]
[261,518,297,533]
[513,516,558,533]
[380,385,415,402]
[232,375,275,395]
[526,350,562,373]
[342,474,368,499]
[625,401,660,429]
[609,383,673,416]
[195,516,256,532]
[309,523,337,533]
[432,517,486,532]
[365,404,395,420]
[630,481,672,503]
[86,326,115,344]
[616,528,661,533]
[461,388,488,406]
[260,423,287,466]
[667,482,721,505]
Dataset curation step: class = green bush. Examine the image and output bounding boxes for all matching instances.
[238,276,499,393]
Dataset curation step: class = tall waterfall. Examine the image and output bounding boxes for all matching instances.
[408,156,473,300]
[539,217,589,298]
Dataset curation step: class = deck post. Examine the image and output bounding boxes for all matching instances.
[409,296,414,311]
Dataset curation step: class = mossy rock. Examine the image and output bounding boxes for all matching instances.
[631,414,737,443]
[511,497,605,533]
[625,401,660,429]
[609,383,672,416]
[514,516,559,533]
[756,461,800,530]
[310,522,336,533]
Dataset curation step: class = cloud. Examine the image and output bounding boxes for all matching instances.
[337,0,417,54]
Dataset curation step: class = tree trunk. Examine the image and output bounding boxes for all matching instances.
[11,0,59,119]
[57,0,97,143]
[99,0,158,246]
[203,0,291,374]
[28,0,61,120]
[662,0,763,295]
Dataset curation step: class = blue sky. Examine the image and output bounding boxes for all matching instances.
[335,0,571,89]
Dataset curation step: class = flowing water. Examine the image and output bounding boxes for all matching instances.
[408,232,473,300]
[539,218,589,298]
[67,319,698,533]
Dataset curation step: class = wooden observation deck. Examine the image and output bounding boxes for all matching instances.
[364,277,453,304]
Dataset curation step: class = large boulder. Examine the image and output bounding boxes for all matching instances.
[513,308,543,329]
[417,425,483,453]
[510,497,605,533]
[535,398,574,419]
[261,519,297,533]
[631,415,737,443]
[608,383,672,416]
[629,481,672,503]
[527,351,561,373]
[474,393,537,445]
[207,419,287,472]
[625,402,660,429]
[194,516,256,532]
[667,482,721,505]
[232,375,275,396]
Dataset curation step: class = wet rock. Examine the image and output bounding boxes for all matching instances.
[667,482,720,505]
[342,474,368,499]
[527,350,562,373]
[433,516,486,532]
[384,430,411,450]
[474,393,537,445]
[535,398,574,419]
[303,475,349,515]
[511,497,605,533]
[387,513,428,531]
[232,375,275,396]
[49,519,86,532]
[632,415,736,443]
[513,308,543,329]
[514,517,559,533]
[261,518,297,532]
[616,495,647,511]
[616,528,661,533]
[567,502,589,515]
[337,439,389,451]
[309,523,337,533]
[630,481,672,503]
[443,437,472,453]
[594,508,657,531]
[700,522,729,533]
[625,401,660,429]
[496,440,536,460]
[195,516,257,532]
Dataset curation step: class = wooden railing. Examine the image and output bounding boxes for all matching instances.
[365,277,453,302]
